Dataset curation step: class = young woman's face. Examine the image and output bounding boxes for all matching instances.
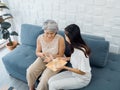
[44,30,56,40]
[65,34,71,44]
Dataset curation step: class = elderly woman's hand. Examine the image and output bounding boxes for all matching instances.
[43,53,53,63]
[43,58,51,63]
[39,52,45,58]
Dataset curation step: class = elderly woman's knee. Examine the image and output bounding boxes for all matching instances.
[26,66,35,77]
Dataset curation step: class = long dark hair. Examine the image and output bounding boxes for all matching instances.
[65,24,91,57]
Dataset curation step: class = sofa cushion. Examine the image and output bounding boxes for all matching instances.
[84,38,109,67]
[20,24,44,47]
[2,45,37,82]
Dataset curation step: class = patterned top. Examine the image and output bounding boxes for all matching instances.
[38,34,62,55]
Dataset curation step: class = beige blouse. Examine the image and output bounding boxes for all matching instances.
[38,34,62,55]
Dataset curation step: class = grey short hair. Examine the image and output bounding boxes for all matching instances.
[42,20,58,32]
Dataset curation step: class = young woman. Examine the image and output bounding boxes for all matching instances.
[26,20,65,90]
[48,24,91,90]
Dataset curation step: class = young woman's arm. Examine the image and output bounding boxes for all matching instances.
[58,57,70,62]
[63,66,86,75]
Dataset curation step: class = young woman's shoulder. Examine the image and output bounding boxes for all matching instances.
[75,48,87,58]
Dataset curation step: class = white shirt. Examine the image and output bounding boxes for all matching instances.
[70,48,91,79]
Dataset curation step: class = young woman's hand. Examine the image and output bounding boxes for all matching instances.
[58,57,70,62]
[56,65,65,71]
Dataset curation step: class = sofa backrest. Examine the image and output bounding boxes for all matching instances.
[58,30,109,68]
[82,34,105,41]
[20,24,109,68]
[20,24,43,47]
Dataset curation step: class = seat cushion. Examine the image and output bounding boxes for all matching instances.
[2,45,37,82]
[20,24,44,47]
[70,53,120,90]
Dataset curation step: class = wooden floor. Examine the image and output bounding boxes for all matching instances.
[0,48,29,90]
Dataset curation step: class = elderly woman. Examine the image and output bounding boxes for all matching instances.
[26,20,65,90]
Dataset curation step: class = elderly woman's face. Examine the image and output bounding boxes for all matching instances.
[44,30,56,39]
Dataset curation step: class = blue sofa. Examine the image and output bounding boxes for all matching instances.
[2,24,120,90]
